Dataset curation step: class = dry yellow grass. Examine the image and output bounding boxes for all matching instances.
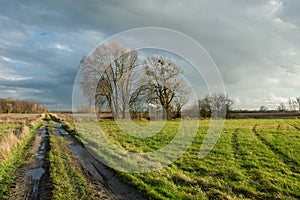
[0,125,30,162]
[0,113,45,163]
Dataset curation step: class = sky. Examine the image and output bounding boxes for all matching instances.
[0,0,299,110]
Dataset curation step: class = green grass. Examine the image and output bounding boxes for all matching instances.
[0,121,45,198]
[47,123,96,200]
[76,118,300,199]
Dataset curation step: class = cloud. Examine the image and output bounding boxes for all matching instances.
[0,73,31,81]
[0,0,299,110]
[1,56,13,63]
[53,44,73,52]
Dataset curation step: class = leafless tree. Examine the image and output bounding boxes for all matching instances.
[259,106,268,112]
[198,95,212,118]
[197,93,233,118]
[139,56,191,120]
[296,97,300,112]
[80,42,138,119]
[277,103,287,112]
[210,93,233,118]
[288,98,298,111]
[172,96,188,118]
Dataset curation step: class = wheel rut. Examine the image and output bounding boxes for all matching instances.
[54,122,147,200]
[252,124,299,174]
[231,128,239,160]
[8,124,50,200]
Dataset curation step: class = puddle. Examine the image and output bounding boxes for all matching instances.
[38,141,45,154]
[70,144,82,155]
[56,121,145,199]
[56,122,61,128]
[55,122,68,137]
[70,144,105,182]
[37,155,44,160]
[41,130,48,138]
[24,125,49,199]
[26,168,45,180]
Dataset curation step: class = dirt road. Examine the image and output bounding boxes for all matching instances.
[54,122,146,200]
[8,122,146,200]
[9,125,50,200]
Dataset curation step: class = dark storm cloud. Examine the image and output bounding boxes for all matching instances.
[0,0,299,110]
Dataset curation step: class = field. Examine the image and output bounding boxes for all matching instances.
[1,113,299,199]
[76,118,300,199]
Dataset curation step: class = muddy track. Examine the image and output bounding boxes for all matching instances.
[54,122,146,200]
[252,124,299,174]
[8,121,147,199]
[8,124,50,200]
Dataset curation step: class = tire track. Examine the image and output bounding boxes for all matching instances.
[287,123,300,132]
[252,124,299,174]
[54,121,146,200]
[276,123,281,134]
[8,124,50,200]
[231,128,239,160]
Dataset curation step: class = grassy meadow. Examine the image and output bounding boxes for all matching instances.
[76,118,300,199]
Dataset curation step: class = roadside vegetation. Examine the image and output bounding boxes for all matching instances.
[47,122,97,200]
[0,116,45,198]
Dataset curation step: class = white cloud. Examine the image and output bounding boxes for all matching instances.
[1,56,13,63]
[0,73,31,81]
[263,93,288,104]
[54,43,73,52]
[268,0,285,14]
[267,78,280,85]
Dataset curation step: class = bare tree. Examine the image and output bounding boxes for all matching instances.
[288,98,295,111]
[259,106,268,112]
[140,56,191,120]
[80,42,138,119]
[198,95,211,118]
[277,103,286,112]
[296,97,300,112]
[197,93,233,118]
[128,84,153,118]
[210,93,233,118]
[5,103,12,114]
[172,96,188,118]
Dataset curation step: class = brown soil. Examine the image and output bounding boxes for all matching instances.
[54,122,146,200]
[8,122,146,200]
[8,125,50,200]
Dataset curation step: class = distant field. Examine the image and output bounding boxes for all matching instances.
[0,113,41,121]
[76,118,300,199]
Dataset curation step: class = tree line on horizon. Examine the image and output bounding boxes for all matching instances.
[259,97,300,112]
[0,97,47,114]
